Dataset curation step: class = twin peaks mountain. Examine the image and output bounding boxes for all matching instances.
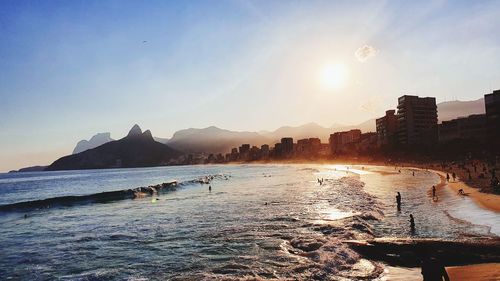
[47,125,181,171]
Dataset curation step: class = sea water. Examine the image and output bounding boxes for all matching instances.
[0,164,497,280]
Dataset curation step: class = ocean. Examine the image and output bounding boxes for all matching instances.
[0,164,498,280]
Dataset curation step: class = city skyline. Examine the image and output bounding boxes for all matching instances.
[2,0,500,171]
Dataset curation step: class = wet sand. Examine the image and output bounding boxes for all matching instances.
[447,263,500,281]
[432,170,500,213]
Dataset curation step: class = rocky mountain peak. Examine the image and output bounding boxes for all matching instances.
[127,124,143,137]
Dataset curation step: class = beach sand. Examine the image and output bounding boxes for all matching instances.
[432,170,500,213]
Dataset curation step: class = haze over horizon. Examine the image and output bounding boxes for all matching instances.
[1,0,500,172]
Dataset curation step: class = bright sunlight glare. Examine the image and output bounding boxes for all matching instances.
[320,63,348,90]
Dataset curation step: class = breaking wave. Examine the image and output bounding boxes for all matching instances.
[0,174,229,212]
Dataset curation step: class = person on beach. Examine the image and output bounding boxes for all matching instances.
[209,185,212,192]
[452,172,456,182]
[396,192,402,210]
[412,171,415,176]
[432,185,436,198]
[421,256,450,281]
[409,214,415,232]
[446,173,450,182]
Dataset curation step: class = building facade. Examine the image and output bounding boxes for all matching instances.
[280,137,294,158]
[438,114,488,142]
[396,95,438,145]
[329,129,361,154]
[485,89,500,141]
[376,109,398,147]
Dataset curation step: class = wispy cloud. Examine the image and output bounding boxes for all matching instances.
[355,44,378,62]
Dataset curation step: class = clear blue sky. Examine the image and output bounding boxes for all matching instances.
[1,0,500,171]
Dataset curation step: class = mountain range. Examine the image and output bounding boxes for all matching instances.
[67,98,485,157]
[47,125,181,171]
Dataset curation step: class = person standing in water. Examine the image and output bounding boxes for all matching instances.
[410,214,416,232]
[446,173,450,182]
[432,185,436,198]
[396,192,402,211]
[209,185,212,192]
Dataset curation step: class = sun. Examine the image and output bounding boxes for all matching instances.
[320,63,348,90]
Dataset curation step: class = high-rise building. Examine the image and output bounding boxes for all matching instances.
[485,89,500,141]
[239,144,250,161]
[273,143,283,158]
[280,137,294,157]
[376,110,398,147]
[396,95,438,145]
[260,144,270,159]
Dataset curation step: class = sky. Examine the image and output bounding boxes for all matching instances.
[1,0,500,171]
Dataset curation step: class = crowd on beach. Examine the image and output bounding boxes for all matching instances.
[438,159,500,194]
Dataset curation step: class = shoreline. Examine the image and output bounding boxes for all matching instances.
[431,169,500,213]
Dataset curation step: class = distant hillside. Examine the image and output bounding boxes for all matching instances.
[9,165,47,173]
[153,137,169,144]
[47,125,181,171]
[261,122,333,143]
[73,132,114,154]
[437,98,485,123]
[332,119,376,135]
[167,126,270,154]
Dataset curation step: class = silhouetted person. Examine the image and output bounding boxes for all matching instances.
[396,192,402,211]
[413,171,415,176]
[409,214,415,233]
[421,256,450,281]
[209,185,212,192]
[446,173,450,182]
[458,189,465,195]
[432,185,436,198]
[452,172,456,182]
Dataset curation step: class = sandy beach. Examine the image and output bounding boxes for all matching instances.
[433,169,500,213]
